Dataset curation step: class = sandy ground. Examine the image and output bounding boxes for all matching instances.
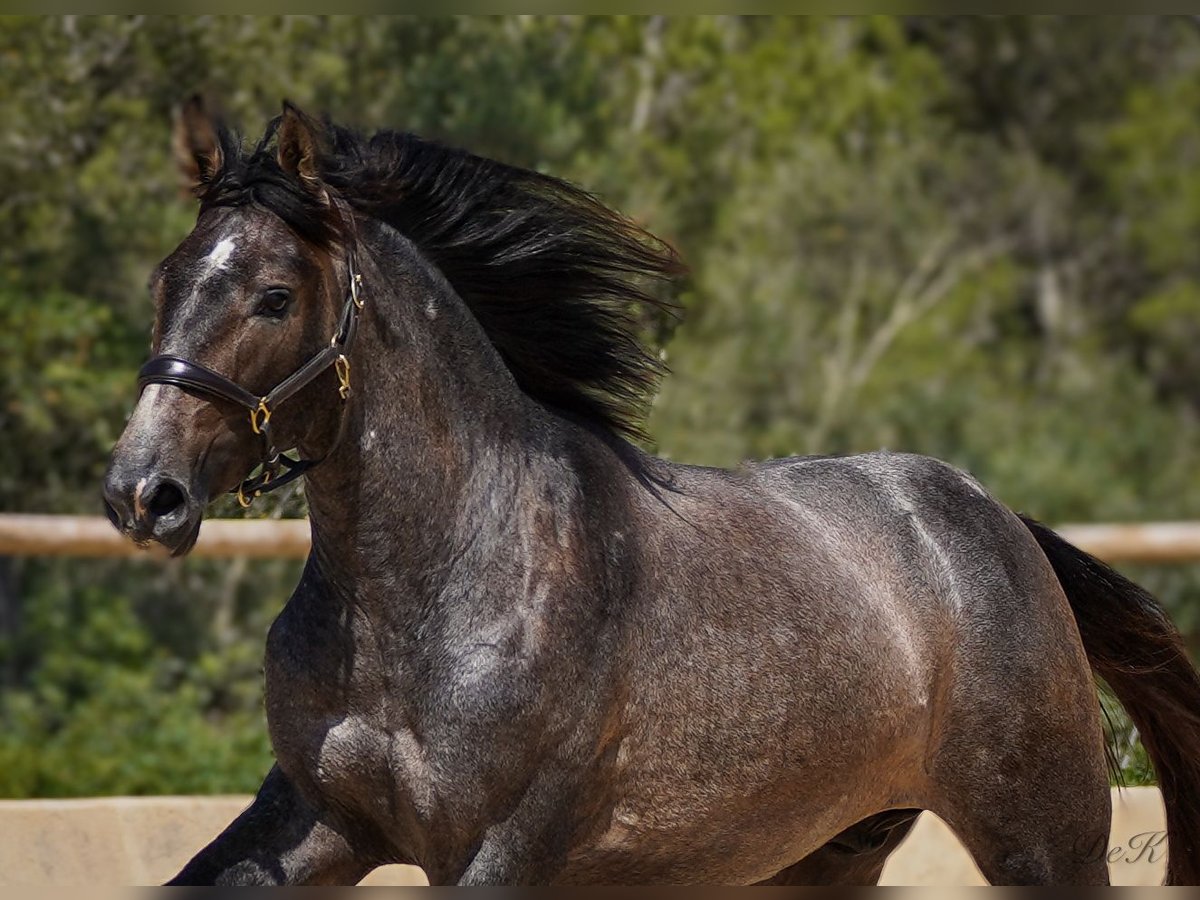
[0,787,1167,886]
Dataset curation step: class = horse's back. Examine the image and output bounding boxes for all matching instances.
[749,449,1068,630]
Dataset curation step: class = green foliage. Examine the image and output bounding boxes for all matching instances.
[1,16,1198,795]
[0,555,299,796]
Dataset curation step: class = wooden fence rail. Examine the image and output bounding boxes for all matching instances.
[1,514,1200,564]
[0,514,311,560]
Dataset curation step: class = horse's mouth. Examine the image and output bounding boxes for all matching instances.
[163,516,203,557]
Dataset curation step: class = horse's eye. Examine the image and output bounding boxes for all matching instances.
[258,288,292,317]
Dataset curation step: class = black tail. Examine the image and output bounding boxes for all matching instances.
[1021,515,1200,885]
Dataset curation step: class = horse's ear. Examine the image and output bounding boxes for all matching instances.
[172,95,224,197]
[277,101,327,201]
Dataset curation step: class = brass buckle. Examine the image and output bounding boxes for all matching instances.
[236,459,275,509]
[335,354,351,400]
[351,272,364,310]
[249,398,272,435]
[236,482,257,509]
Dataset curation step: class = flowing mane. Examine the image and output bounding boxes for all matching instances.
[195,113,683,440]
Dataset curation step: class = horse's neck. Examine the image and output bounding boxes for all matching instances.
[298,243,587,623]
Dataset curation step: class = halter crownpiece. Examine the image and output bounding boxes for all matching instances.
[136,249,365,508]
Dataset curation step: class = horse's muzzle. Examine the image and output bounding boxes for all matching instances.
[103,465,203,556]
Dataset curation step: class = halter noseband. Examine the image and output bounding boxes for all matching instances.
[136,251,364,508]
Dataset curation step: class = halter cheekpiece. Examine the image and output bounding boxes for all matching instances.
[137,250,364,508]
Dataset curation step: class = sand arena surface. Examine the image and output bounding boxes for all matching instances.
[0,787,1166,886]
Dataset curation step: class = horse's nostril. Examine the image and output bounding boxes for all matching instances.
[145,479,186,518]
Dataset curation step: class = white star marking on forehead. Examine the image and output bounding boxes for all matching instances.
[203,237,237,274]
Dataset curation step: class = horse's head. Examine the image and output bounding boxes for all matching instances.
[104,99,352,554]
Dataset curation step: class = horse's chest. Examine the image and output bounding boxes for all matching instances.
[262,610,541,842]
[262,608,422,812]
[264,667,443,853]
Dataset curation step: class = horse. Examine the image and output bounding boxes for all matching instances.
[102,98,1200,886]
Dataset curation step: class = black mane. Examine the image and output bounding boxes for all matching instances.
[198,115,683,440]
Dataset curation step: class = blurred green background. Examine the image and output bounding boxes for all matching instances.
[1,15,1198,796]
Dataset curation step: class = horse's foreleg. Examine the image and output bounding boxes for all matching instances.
[166,764,373,885]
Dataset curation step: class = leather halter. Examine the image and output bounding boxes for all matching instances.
[137,251,364,507]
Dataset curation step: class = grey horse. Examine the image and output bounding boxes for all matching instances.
[103,100,1200,885]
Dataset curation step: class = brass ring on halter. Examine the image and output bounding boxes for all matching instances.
[236,482,256,508]
[249,398,272,435]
